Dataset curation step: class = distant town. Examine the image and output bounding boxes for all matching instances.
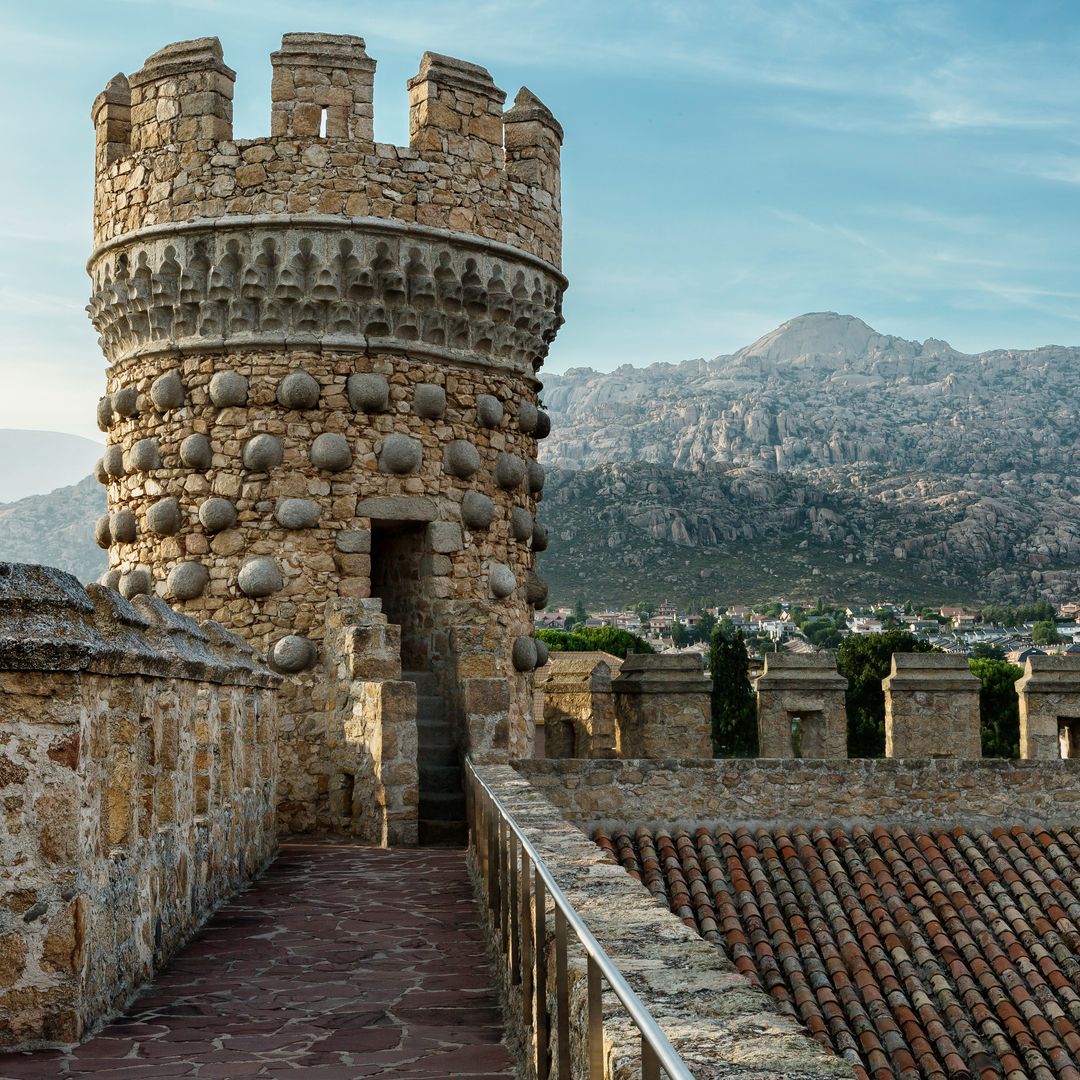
[536,597,1079,669]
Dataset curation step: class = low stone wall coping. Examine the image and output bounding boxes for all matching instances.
[0,562,278,686]
[475,763,851,1080]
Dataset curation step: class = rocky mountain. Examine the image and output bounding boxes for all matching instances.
[539,313,1080,606]
[0,475,107,583]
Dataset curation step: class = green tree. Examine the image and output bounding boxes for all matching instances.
[535,626,654,659]
[836,631,934,758]
[671,622,690,648]
[1032,620,1060,645]
[969,658,1022,758]
[970,641,1006,661]
[709,625,756,756]
[573,595,589,624]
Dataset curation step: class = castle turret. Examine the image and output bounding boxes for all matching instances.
[87,32,565,837]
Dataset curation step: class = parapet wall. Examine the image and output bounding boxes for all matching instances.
[91,35,563,266]
[514,757,1080,832]
[0,563,279,1048]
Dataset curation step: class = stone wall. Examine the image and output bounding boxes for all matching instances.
[540,651,620,758]
[0,563,278,1049]
[86,31,565,832]
[513,757,1080,831]
[469,764,852,1080]
[754,652,847,758]
[882,652,981,758]
[611,653,712,758]
[1015,654,1080,759]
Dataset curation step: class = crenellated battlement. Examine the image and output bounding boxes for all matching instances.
[90,33,563,269]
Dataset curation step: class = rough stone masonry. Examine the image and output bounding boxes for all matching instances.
[85,33,566,834]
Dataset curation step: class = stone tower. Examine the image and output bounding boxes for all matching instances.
[87,33,564,837]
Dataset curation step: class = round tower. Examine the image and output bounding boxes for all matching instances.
[87,34,564,833]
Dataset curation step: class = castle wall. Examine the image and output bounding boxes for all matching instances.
[0,564,278,1049]
[514,757,1080,831]
[86,33,564,833]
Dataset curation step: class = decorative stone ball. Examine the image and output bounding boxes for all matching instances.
[146,497,182,536]
[275,498,320,530]
[495,453,526,490]
[198,497,237,533]
[94,515,111,549]
[443,440,481,479]
[179,433,213,470]
[462,491,496,530]
[476,394,503,428]
[277,370,321,410]
[270,634,318,674]
[489,562,516,599]
[94,458,109,485]
[127,438,161,472]
[119,568,151,599]
[532,522,550,552]
[243,433,283,472]
[209,371,248,407]
[512,636,538,672]
[347,372,390,413]
[378,433,422,474]
[150,370,185,412]
[534,638,550,668]
[525,571,549,608]
[112,386,138,418]
[99,568,121,590]
[238,557,284,598]
[414,383,446,419]
[510,507,534,542]
[518,401,538,434]
[103,445,126,478]
[110,508,137,543]
[535,410,552,439]
[527,461,545,494]
[167,561,209,601]
[310,432,352,472]
[96,396,113,432]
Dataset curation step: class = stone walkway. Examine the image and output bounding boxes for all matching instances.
[0,842,517,1079]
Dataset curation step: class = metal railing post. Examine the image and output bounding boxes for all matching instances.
[555,907,571,1079]
[587,954,604,1079]
[642,1038,660,1080]
[521,845,534,1019]
[534,868,550,1080]
[509,833,521,984]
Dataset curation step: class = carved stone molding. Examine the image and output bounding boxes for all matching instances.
[87,216,566,373]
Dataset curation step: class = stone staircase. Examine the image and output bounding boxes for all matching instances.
[403,670,467,846]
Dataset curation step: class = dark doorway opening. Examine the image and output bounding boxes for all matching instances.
[370,520,430,670]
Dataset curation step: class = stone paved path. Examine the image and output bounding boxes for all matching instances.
[0,842,517,1079]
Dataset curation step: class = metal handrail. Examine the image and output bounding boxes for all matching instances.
[466,759,696,1080]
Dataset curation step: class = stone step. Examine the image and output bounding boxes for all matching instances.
[418,763,463,794]
[419,818,468,846]
[417,721,455,749]
[418,742,459,768]
[416,694,446,720]
[419,790,465,821]
[402,670,438,696]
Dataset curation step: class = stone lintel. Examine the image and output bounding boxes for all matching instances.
[356,496,439,522]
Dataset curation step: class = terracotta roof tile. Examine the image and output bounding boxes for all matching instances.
[596,824,1080,1080]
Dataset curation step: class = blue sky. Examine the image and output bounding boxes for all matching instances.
[2,0,1080,440]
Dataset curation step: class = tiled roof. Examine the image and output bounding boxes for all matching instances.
[595,824,1080,1080]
